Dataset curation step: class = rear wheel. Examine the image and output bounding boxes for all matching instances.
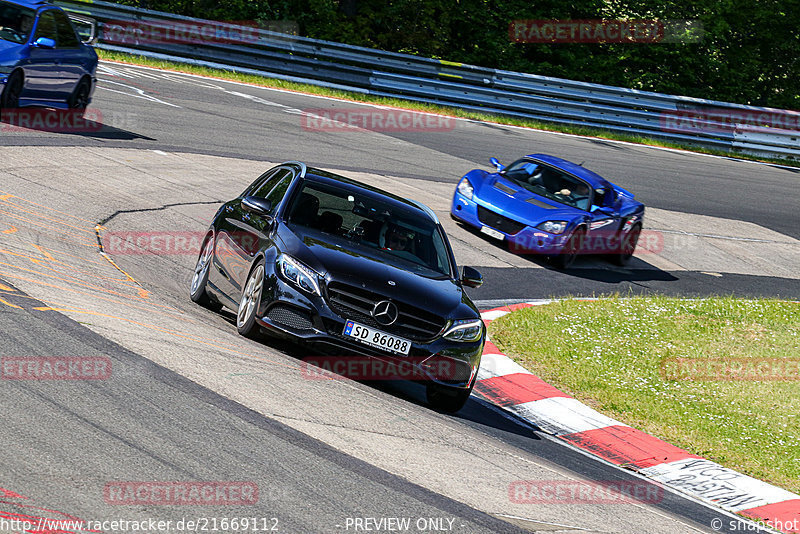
[614,223,641,266]
[67,77,91,117]
[0,71,23,114]
[190,234,222,311]
[237,260,265,338]
[554,227,586,269]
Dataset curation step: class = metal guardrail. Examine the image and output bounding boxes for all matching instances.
[57,0,800,161]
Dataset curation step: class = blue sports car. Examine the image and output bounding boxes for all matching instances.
[451,154,645,268]
[0,0,97,115]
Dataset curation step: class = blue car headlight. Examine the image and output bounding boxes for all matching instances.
[536,221,568,235]
[456,178,474,200]
[277,254,321,296]
[442,319,484,342]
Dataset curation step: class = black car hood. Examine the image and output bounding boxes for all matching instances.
[278,224,477,318]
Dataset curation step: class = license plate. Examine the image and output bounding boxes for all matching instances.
[480,225,505,241]
[343,320,411,356]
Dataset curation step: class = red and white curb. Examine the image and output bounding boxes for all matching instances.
[475,301,800,533]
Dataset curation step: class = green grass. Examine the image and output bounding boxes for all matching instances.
[96,50,800,169]
[489,295,800,494]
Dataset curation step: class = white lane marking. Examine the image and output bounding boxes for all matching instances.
[97,80,181,108]
[224,90,288,108]
[97,64,135,78]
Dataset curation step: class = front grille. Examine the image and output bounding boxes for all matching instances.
[267,305,314,331]
[326,282,447,341]
[477,205,526,235]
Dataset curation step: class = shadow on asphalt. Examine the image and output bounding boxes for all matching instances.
[0,108,154,140]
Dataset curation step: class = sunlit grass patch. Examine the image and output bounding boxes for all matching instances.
[489,295,800,493]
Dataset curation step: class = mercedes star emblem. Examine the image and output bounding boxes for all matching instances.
[371,300,399,326]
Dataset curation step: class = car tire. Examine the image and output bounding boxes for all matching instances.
[67,77,91,117]
[0,71,23,113]
[554,226,586,269]
[190,233,222,311]
[236,260,266,338]
[426,376,475,413]
[613,223,641,266]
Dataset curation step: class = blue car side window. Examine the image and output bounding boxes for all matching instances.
[0,4,36,44]
[54,10,80,48]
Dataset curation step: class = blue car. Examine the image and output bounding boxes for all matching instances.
[0,0,97,114]
[451,154,645,268]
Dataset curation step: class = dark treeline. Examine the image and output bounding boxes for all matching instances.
[125,0,798,110]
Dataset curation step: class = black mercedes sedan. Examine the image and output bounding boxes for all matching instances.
[190,162,485,412]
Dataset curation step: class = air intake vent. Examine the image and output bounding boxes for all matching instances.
[476,205,527,235]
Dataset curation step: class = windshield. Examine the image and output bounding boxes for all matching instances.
[502,159,592,211]
[0,1,35,44]
[286,181,454,278]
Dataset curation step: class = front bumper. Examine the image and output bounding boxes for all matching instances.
[451,192,569,255]
[253,274,483,389]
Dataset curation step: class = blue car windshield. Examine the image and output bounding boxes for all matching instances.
[286,182,454,278]
[502,159,592,211]
[0,1,35,44]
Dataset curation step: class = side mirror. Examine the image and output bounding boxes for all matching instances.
[461,266,483,288]
[489,157,505,172]
[241,196,272,217]
[34,37,56,49]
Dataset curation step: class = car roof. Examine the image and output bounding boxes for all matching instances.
[1,0,54,9]
[523,154,613,189]
[302,166,440,224]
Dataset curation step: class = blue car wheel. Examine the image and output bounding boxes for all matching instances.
[68,77,92,114]
[0,71,23,110]
[554,226,586,269]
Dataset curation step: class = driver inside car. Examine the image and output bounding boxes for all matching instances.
[387,225,413,252]
[380,223,415,254]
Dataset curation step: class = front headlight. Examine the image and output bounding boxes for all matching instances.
[443,319,484,342]
[456,178,474,200]
[277,254,321,296]
[536,220,568,235]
